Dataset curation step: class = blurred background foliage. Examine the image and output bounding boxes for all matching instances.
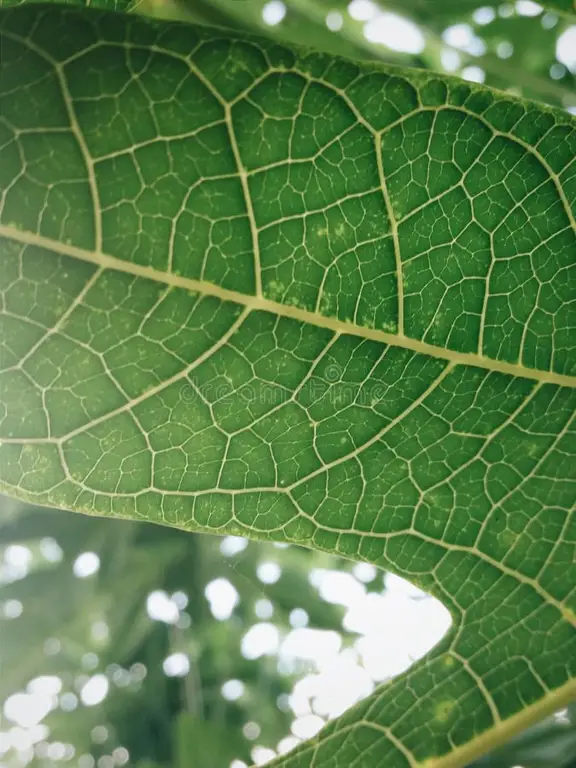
[1,1,576,767]
[137,0,576,112]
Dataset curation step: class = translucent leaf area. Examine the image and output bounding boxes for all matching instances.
[0,5,574,768]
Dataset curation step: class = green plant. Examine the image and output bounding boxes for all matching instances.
[0,1,574,767]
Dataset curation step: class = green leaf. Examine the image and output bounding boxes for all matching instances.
[175,712,248,767]
[0,5,575,767]
[473,704,576,767]
[0,0,137,9]
[540,0,575,15]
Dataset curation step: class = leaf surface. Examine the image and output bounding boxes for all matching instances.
[0,6,575,767]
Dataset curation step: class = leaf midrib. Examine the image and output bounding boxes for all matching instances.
[2,224,574,388]
[294,676,576,768]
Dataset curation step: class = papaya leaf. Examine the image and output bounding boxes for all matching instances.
[0,5,575,767]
